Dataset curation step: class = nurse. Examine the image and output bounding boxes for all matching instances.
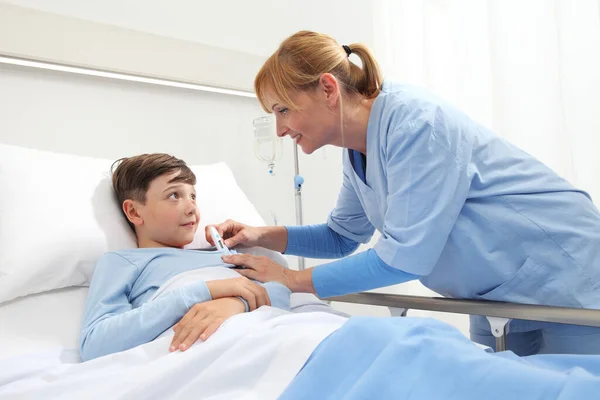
[214,30,600,355]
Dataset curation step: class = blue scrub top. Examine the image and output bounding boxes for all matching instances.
[328,82,600,332]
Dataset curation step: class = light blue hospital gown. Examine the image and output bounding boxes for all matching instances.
[79,248,291,361]
[328,81,600,346]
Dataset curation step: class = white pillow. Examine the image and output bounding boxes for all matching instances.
[0,144,276,304]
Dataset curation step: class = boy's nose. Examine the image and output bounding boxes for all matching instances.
[187,205,197,216]
[184,200,196,216]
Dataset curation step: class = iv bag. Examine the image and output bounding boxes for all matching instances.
[253,115,282,174]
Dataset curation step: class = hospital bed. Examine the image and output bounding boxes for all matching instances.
[0,143,354,398]
[0,143,344,359]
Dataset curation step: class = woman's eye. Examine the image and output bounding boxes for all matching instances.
[278,107,289,115]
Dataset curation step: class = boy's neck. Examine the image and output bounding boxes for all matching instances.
[137,236,183,249]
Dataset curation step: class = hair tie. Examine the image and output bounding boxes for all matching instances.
[342,45,352,57]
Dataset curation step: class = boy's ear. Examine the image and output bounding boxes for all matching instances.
[123,200,144,226]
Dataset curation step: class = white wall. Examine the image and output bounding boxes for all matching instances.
[0,63,271,205]
[0,0,375,57]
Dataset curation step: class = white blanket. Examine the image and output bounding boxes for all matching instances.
[0,269,347,399]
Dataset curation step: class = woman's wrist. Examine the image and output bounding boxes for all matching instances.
[285,268,316,294]
[258,226,288,253]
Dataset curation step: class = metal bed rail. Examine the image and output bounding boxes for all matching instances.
[328,293,600,352]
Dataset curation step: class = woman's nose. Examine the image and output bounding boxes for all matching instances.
[276,120,289,138]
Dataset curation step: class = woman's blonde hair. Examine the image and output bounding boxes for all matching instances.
[254,30,383,113]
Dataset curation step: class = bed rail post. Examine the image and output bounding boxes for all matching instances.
[389,307,408,317]
[486,317,511,352]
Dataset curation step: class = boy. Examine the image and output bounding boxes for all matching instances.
[80,154,290,361]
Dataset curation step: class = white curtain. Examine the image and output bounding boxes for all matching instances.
[372,0,600,202]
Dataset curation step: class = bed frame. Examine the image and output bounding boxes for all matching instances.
[329,293,600,351]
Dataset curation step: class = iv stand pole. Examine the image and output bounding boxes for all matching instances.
[292,143,306,271]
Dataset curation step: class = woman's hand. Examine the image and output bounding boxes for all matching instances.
[205,220,262,249]
[206,220,289,253]
[169,297,245,352]
[205,277,270,311]
[221,254,295,289]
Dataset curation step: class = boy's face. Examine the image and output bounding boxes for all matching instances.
[127,171,200,248]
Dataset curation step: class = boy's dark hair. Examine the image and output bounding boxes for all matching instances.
[111,153,196,229]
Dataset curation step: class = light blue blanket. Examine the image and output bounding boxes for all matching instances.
[280,317,600,399]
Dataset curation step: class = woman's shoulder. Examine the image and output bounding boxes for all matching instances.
[377,81,482,136]
[371,82,443,139]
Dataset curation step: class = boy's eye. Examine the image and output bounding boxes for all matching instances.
[191,193,196,201]
[168,192,179,200]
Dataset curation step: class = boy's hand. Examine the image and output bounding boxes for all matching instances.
[206,277,270,311]
[169,297,245,352]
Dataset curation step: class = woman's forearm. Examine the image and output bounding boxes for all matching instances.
[284,224,359,258]
[294,250,418,298]
[258,225,289,253]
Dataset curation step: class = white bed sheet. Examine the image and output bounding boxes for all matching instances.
[0,285,347,361]
[0,308,347,399]
[0,286,88,360]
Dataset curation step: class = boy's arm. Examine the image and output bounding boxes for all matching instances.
[210,280,291,312]
[79,253,213,361]
[257,281,291,310]
[168,282,291,353]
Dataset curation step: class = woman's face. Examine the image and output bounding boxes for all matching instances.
[268,75,342,154]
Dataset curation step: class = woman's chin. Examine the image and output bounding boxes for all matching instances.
[299,141,317,155]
